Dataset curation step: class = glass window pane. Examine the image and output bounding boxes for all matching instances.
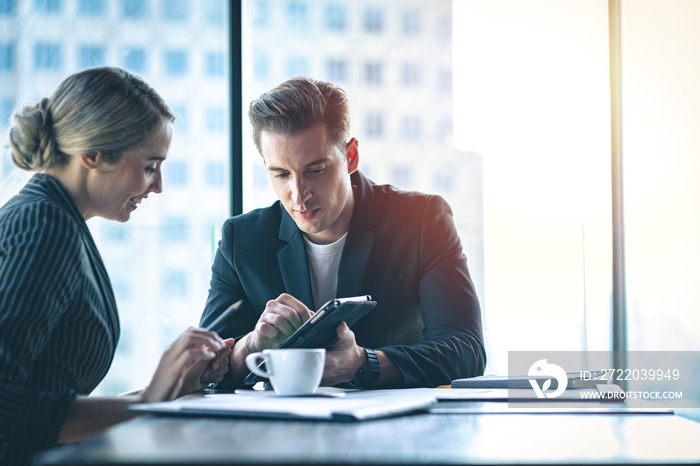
[622,0,700,408]
[453,0,613,372]
[0,2,230,396]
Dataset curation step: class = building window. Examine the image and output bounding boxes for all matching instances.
[165,160,188,186]
[365,112,384,139]
[253,53,270,80]
[400,62,422,88]
[164,49,188,76]
[433,167,455,194]
[78,45,106,69]
[0,43,14,71]
[171,103,188,133]
[363,61,383,86]
[326,59,347,83]
[286,56,308,78]
[0,0,15,15]
[400,115,422,140]
[402,10,420,36]
[363,8,384,33]
[161,217,189,243]
[33,42,62,71]
[205,161,225,187]
[78,0,104,16]
[35,0,62,14]
[121,0,148,20]
[286,1,308,30]
[436,116,452,143]
[205,51,225,77]
[162,0,188,22]
[324,4,346,32]
[437,15,451,42]
[204,0,225,27]
[161,270,188,298]
[391,166,414,189]
[206,106,226,133]
[437,67,452,93]
[0,98,13,125]
[121,47,146,74]
[251,0,269,28]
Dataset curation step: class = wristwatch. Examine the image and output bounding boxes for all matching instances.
[349,348,380,387]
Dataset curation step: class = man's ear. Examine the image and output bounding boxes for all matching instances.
[346,138,359,174]
[79,152,101,170]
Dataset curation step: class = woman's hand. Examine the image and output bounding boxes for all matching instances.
[141,327,231,403]
[201,337,235,384]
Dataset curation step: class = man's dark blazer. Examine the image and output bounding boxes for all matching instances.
[201,171,486,388]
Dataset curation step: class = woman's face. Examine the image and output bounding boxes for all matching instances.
[87,121,172,222]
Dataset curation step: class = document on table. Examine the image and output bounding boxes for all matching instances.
[127,389,437,421]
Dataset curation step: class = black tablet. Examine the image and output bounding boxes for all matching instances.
[244,295,377,385]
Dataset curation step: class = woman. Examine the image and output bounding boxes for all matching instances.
[0,67,234,465]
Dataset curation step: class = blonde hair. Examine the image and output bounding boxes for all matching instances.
[248,76,351,153]
[9,66,175,172]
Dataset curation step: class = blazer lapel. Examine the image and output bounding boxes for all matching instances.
[277,208,314,310]
[337,171,380,298]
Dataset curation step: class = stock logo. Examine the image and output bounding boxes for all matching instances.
[528,359,568,399]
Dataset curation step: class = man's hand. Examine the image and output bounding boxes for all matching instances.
[246,293,313,353]
[321,322,366,386]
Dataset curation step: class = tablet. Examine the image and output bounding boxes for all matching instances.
[244,295,377,386]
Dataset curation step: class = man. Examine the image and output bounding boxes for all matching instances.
[200,77,485,388]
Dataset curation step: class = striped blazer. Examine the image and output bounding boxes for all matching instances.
[0,173,120,465]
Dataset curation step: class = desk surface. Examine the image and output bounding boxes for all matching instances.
[35,399,700,466]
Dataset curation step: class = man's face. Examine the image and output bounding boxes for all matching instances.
[260,123,358,245]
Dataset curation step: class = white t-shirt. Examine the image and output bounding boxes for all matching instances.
[303,233,348,310]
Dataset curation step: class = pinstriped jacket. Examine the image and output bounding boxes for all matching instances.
[0,173,119,466]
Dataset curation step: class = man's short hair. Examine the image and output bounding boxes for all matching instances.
[248,77,351,153]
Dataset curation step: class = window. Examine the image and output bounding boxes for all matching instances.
[1,0,230,399]
[400,62,421,88]
[285,56,308,78]
[121,47,146,74]
[0,98,13,124]
[250,0,269,28]
[205,161,225,187]
[253,53,270,80]
[78,45,106,68]
[400,115,422,140]
[161,270,188,297]
[363,8,384,33]
[164,49,187,76]
[0,0,15,15]
[206,106,226,133]
[78,0,105,16]
[161,217,189,242]
[205,51,225,77]
[33,42,62,71]
[162,0,188,22]
[121,0,148,20]
[325,58,347,83]
[401,10,420,36]
[35,0,62,14]
[364,112,385,139]
[363,61,382,86]
[325,4,347,32]
[0,43,13,71]
[165,160,188,186]
[204,0,225,26]
[171,103,188,132]
[437,67,452,93]
[391,166,414,189]
[286,1,308,30]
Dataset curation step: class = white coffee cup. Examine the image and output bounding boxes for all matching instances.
[245,348,325,396]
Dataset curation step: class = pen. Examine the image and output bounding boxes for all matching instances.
[205,299,244,331]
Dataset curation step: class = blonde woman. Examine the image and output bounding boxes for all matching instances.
[0,67,233,466]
